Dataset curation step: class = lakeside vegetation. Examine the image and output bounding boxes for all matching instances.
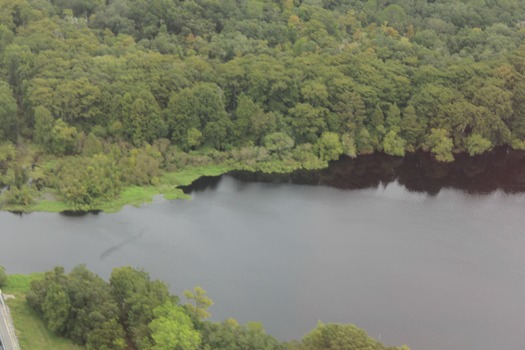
[2,0,525,211]
[1,273,84,350]
[1,267,409,350]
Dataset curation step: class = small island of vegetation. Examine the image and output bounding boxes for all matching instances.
[1,0,525,212]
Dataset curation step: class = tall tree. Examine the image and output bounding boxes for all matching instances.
[0,82,18,142]
[149,302,201,350]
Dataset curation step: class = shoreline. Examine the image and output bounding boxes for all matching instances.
[0,146,521,214]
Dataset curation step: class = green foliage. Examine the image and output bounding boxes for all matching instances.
[465,134,492,156]
[315,132,343,161]
[149,302,201,350]
[186,128,203,150]
[184,286,213,321]
[200,319,284,350]
[0,142,16,162]
[23,266,407,350]
[289,103,328,143]
[109,266,173,349]
[120,91,166,146]
[356,128,374,155]
[341,133,357,158]
[27,266,125,350]
[54,155,122,209]
[2,273,84,350]
[0,266,6,288]
[28,77,102,123]
[1,185,35,207]
[264,132,295,154]
[400,105,424,151]
[82,133,103,156]
[298,322,408,350]
[121,145,162,186]
[426,128,454,162]
[50,119,78,156]
[383,131,406,157]
[385,103,402,133]
[0,0,523,212]
[34,106,54,147]
[0,81,18,142]
[42,283,70,334]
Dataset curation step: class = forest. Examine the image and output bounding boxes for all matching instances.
[1,0,525,210]
[1,265,408,350]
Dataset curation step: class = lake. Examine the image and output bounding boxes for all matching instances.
[1,148,525,350]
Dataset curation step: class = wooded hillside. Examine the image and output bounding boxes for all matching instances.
[1,0,525,209]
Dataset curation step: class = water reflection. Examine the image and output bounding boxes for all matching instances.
[60,210,102,217]
[227,147,525,195]
[180,175,222,194]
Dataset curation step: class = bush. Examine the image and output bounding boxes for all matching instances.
[0,186,35,207]
[0,266,6,288]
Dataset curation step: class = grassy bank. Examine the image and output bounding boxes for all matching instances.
[3,164,233,214]
[3,274,85,350]
[0,141,331,214]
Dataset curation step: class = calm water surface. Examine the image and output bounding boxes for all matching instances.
[1,149,525,350]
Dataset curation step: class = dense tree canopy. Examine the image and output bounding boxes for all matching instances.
[1,0,525,209]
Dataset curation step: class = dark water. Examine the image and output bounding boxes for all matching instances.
[1,149,525,350]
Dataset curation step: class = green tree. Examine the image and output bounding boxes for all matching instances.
[341,133,357,158]
[472,84,513,121]
[299,322,405,350]
[385,103,402,133]
[120,146,162,186]
[0,81,18,142]
[110,266,172,349]
[65,265,124,347]
[38,78,100,121]
[200,319,284,350]
[0,266,6,288]
[264,132,294,154]
[56,155,122,209]
[379,4,408,31]
[86,319,127,350]
[289,103,328,144]
[184,286,213,321]
[27,267,68,314]
[204,120,231,150]
[234,94,270,145]
[50,119,78,155]
[465,134,492,156]
[383,130,406,157]
[1,186,35,207]
[333,92,367,133]
[27,265,125,349]
[149,302,201,350]
[355,128,374,155]
[315,132,343,161]
[82,133,104,156]
[42,283,70,334]
[120,91,166,146]
[2,44,33,105]
[400,105,424,151]
[425,128,454,162]
[166,83,229,149]
[368,104,386,139]
[186,128,203,150]
[34,106,54,147]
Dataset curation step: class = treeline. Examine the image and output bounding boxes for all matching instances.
[26,265,408,350]
[2,0,525,209]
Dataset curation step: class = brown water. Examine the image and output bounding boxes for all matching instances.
[1,148,525,350]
